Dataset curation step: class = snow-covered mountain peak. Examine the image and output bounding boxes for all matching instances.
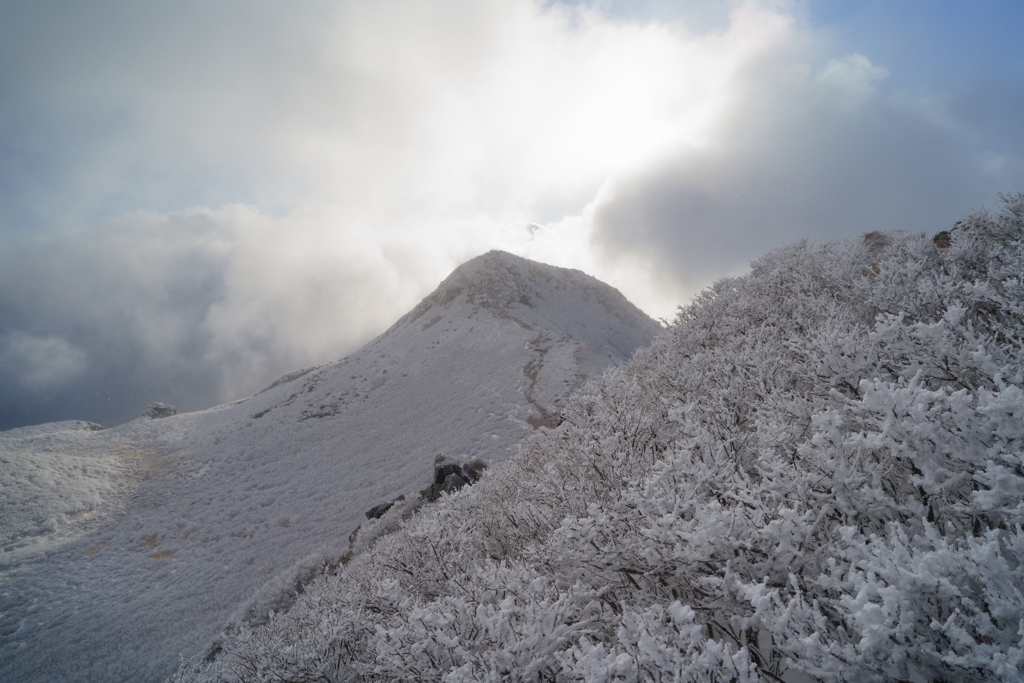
[400,250,573,321]
[391,250,660,362]
[0,252,662,683]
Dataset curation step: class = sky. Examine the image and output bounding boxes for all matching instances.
[1,0,1022,430]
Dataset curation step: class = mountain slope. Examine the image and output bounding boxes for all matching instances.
[177,198,1024,683]
[0,251,661,683]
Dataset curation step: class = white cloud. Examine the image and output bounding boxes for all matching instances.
[0,0,1020,427]
[0,332,88,391]
[587,9,1023,307]
[815,53,889,109]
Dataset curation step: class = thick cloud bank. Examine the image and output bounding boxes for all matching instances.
[0,0,1021,428]
[592,46,1022,292]
[0,206,462,428]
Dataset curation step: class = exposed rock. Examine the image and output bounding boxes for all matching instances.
[441,472,467,496]
[344,454,490,567]
[462,458,488,484]
[365,495,405,520]
[434,462,464,485]
[418,457,489,503]
[144,402,178,419]
[352,457,486,563]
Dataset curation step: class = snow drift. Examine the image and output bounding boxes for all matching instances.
[177,196,1024,682]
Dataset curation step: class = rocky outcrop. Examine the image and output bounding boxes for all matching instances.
[343,455,490,566]
[419,456,489,503]
[365,495,405,520]
[143,402,178,419]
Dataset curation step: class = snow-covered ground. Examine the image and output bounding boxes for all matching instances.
[0,251,660,683]
[2,421,119,553]
[173,199,1024,683]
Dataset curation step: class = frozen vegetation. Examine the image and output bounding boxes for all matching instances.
[0,252,659,683]
[174,196,1024,682]
[1,421,120,552]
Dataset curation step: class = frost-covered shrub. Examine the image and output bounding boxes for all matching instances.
[175,195,1024,683]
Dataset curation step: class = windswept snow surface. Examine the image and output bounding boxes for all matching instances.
[0,251,661,683]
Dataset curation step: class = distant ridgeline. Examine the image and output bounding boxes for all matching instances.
[176,195,1024,683]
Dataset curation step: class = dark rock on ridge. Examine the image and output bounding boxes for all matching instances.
[365,495,405,520]
[419,456,489,503]
[143,402,178,418]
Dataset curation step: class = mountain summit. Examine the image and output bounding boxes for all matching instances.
[375,250,661,427]
[399,250,655,345]
[0,252,661,683]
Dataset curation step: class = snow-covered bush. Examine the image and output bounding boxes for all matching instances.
[175,195,1024,683]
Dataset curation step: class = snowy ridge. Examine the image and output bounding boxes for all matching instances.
[395,250,656,353]
[176,197,1024,683]
[0,251,660,683]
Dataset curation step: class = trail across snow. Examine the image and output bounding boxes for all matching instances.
[0,251,660,683]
